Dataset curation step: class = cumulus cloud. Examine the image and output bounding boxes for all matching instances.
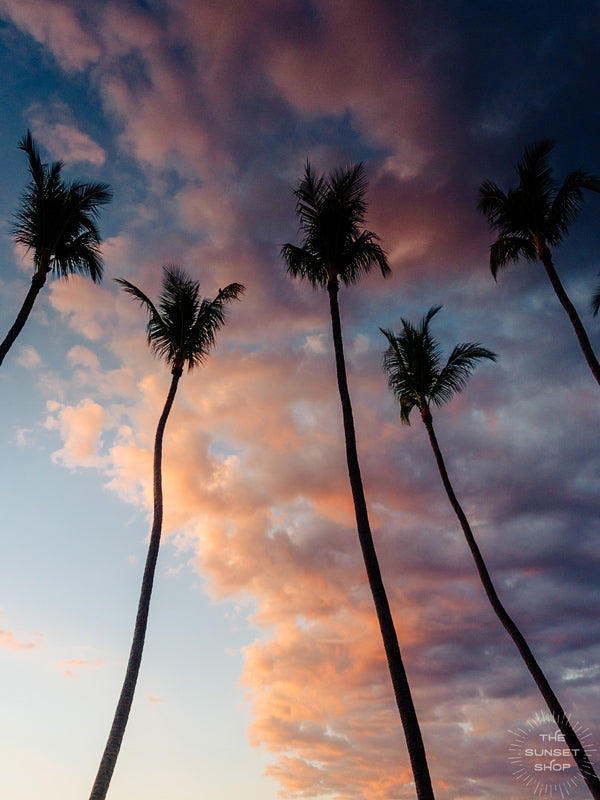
[57,659,104,678]
[0,0,100,70]
[0,629,39,652]
[45,398,107,469]
[16,345,41,368]
[26,101,106,165]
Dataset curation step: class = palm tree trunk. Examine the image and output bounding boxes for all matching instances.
[421,408,600,800]
[537,244,600,387]
[0,269,47,367]
[89,368,181,800]
[327,280,435,800]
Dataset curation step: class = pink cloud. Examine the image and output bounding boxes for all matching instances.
[33,121,105,166]
[57,659,104,678]
[49,277,116,341]
[0,629,38,652]
[45,398,106,469]
[0,0,100,70]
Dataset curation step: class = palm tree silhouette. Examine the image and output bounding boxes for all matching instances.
[282,162,435,800]
[88,267,244,800]
[0,131,112,367]
[381,306,600,800]
[478,140,600,386]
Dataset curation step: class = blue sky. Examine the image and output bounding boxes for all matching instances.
[0,2,599,799]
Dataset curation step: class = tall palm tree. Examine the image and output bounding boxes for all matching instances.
[88,267,244,800]
[282,162,435,800]
[381,306,600,800]
[478,140,600,386]
[0,131,112,367]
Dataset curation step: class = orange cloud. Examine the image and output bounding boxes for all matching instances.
[57,659,104,678]
[45,398,106,469]
[0,629,39,652]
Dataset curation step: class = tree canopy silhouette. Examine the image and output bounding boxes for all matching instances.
[478,140,600,386]
[0,131,112,367]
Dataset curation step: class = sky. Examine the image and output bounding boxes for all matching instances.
[0,1,599,799]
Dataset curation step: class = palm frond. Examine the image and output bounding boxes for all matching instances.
[117,268,244,371]
[380,327,418,425]
[477,180,508,222]
[340,231,390,286]
[382,306,496,420]
[284,161,389,288]
[186,281,246,369]
[547,170,600,245]
[13,131,111,280]
[489,236,536,278]
[479,140,599,275]
[116,277,171,357]
[430,343,497,407]
[53,231,104,282]
[517,140,556,199]
[281,242,327,288]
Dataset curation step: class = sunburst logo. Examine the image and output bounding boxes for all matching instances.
[508,710,596,796]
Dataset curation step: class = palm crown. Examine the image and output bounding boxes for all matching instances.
[14,130,112,281]
[281,161,390,288]
[381,306,497,424]
[478,139,600,278]
[116,267,245,374]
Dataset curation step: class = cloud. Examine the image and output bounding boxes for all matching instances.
[14,428,34,447]
[45,398,107,469]
[16,345,41,368]
[0,0,100,70]
[0,629,39,652]
[48,277,117,341]
[67,345,100,370]
[57,659,104,678]
[26,102,106,165]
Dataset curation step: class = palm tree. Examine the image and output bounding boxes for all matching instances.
[282,162,435,800]
[0,131,112,367]
[381,306,600,800]
[478,140,600,386]
[88,267,244,800]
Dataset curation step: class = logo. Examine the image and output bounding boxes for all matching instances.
[508,710,597,796]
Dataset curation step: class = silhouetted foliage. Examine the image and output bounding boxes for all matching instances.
[478,140,600,386]
[0,131,112,367]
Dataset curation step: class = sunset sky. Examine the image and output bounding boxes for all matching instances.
[0,2,599,799]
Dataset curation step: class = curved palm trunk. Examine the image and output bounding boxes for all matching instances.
[327,281,435,800]
[89,368,181,800]
[0,269,47,367]
[421,408,600,800]
[537,243,600,387]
